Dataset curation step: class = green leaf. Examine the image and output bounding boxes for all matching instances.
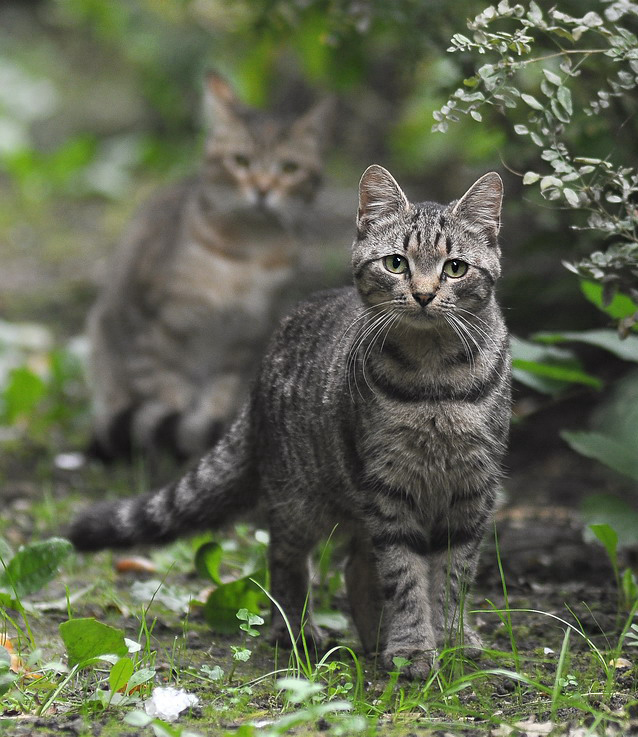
[562,431,638,481]
[203,571,267,634]
[521,93,543,110]
[512,359,602,389]
[126,667,156,691]
[534,329,638,362]
[511,336,602,394]
[231,646,252,662]
[194,541,224,585]
[523,171,540,184]
[563,188,579,206]
[588,524,618,572]
[580,281,638,320]
[124,710,155,728]
[59,618,128,668]
[1,367,46,424]
[109,657,134,694]
[557,86,573,116]
[543,69,562,86]
[0,538,73,598]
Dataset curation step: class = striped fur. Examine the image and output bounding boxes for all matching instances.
[88,72,332,461]
[71,166,511,678]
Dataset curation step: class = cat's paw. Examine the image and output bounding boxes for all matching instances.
[381,647,436,680]
[460,625,484,660]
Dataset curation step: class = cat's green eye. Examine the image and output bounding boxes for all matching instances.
[383,255,409,274]
[233,154,251,168]
[281,160,299,174]
[442,259,468,278]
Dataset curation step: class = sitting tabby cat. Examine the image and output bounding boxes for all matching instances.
[71,165,511,678]
[88,72,332,461]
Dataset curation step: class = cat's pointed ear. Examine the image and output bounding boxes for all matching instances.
[452,172,503,235]
[357,165,409,230]
[203,71,242,131]
[291,96,336,149]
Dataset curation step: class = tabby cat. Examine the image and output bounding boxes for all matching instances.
[88,72,332,461]
[71,165,511,678]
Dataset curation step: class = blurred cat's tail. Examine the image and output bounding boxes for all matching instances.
[69,402,258,552]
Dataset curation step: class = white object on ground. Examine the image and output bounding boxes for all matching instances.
[144,686,199,722]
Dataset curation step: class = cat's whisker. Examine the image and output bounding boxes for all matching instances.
[455,307,493,331]
[340,301,397,344]
[454,309,500,349]
[347,309,396,400]
[356,311,399,395]
[451,312,509,386]
[444,314,475,372]
[360,310,401,394]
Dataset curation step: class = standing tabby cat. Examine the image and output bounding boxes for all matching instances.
[71,165,510,677]
[88,72,332,460]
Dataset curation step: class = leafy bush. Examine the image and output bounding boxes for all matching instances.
[433,0,638,332]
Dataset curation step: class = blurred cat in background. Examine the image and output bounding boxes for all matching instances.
[88,72,333,461]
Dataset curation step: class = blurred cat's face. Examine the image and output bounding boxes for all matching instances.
[214,120,323,212]
[202,73,331,220]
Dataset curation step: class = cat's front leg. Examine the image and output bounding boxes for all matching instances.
[267,521,323,648]
[372,542,437,679]
[427,540,484,659]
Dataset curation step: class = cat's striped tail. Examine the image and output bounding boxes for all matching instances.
[87,405,224,463]
[70,403,257,551]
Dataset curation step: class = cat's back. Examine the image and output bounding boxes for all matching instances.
[97,177,196,310]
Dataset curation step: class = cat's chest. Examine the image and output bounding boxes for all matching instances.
[166,238,295,320]
[359,398,496,502]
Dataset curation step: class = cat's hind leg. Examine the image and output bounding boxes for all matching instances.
[345,533,384,655]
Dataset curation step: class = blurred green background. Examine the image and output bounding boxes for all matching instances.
[3,0,629,337]
[1,0,638,491]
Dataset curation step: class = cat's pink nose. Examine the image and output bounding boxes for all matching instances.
[412,292,435,307]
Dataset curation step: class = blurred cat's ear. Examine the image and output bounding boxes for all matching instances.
[357,165,409,230]
[203,72,242,132]
[291,96,336,150]
[452,172,503,235]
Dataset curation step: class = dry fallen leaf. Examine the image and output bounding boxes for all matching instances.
[115,556,157,574]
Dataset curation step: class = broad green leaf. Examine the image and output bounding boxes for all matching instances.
[0,663,17,697]
[194,541,224,585]
[512,359,602,389]
[588,524,618,572]
[109,657,134,694]
[562,430,638,481]
[126,667,156,691]
[523,171,540,184]
[534,329,638,363]
[580,281,638,321]
[511,336,601,394]
[1,366,46,423]
[203,571,266,634]
[59,618,128,668]
[581,493,638,548]
[0,647,10,668]
[0,538,73,598]
[124,710,154,728]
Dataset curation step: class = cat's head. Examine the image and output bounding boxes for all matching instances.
[202,72,333,222]
[352,165,503,328]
